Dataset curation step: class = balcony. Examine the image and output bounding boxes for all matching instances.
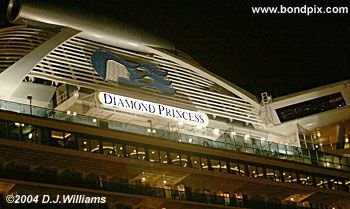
[0,99,349,172]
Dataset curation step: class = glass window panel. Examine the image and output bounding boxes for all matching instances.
[211,159,220,172]
[0,120,8,138]
[333,156,340,164]
[170,152,180,166]
[180,154,188,167]
[22,125,35,143]
[305,134,314,149]
[345,180,350,192]
[252,138,262,154]
[248,165,258,178]
[240,164,248,176]
[102,141,114,155]
[323,178,330,189]
[274,169,282,182]
[220,161,227,173]
[329,178,336,190]
[114,144,124,157]
[216,141,226,149]
[315,176,324,188]
[126,145,137,159]
[90,139,100,154]
[235,192,244,207]
[257,166,264,179]
[299,173,307,185]
[244,138,253,154]
[260,140,271,156]
[335,179,344,191]
[283,171,292,183]
[299,133,307,148]
[51,130,65,147]
[223,192,230,206]
[191,156,200,169]
[188,136,198,145]
[325,154,333,162]
[230,162,240,175]
[201,158,208,170]
[291,172,298,183]
[317,152,326,166]
[23,126,35,144]
[226,142,236,151]
[226,135,236,151]
[286,146,295,161]
[35,127,50,145]
[302,148,311,163]
[278,144,287,159]
[159,151,168,164]
[333,155,341,169]
[64,132,78,149]
[77,137,90,152]
[202,140,210,147]
[234,135,244,151]
[305,175,314,186]
[340,157,350,171]
[266,167,274,180]
[269,142,279,158]
[138,147,146,160]
[62,132,73,147]
[149,149,160,163]
[293,147,303,162]
[275,92,346,122]
[7,121,21,140]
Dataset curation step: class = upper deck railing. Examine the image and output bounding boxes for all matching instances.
[0,99,349,172]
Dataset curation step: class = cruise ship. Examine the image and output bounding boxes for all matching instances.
[0,0,349,208]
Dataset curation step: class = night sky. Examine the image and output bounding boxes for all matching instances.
[94,0,349,99]
[4,0,350,98]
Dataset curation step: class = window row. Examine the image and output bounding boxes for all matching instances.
[0,120,349,194]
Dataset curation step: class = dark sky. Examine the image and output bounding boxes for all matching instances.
[7,0,350,99]
[101,0,349,99]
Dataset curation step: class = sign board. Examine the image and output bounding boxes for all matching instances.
[98,92,209,127]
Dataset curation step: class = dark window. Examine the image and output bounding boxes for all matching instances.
[276,92,346,122]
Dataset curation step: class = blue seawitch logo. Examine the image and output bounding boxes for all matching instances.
[91,50,176,94]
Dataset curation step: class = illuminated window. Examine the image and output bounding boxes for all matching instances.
[257,166,264,178]
[315,176,324,188]
[266,167,275,180]
[170,152,180,166]
[223,192,230,206]
[201,158,208,170]
[102,141,115,155]
[137,147,146,160]
[89,139,100,153]
[114,144,124,157]
[210,159,220,172]
[220,160,227,173]
[126,145,137,159]
[274,169,282,182]
[276,92,346,122]
[190,156,200,169]
[240,164,249,177]
[149,149,160,163]
[229,162,240,175]
[159,151,168,164]
[180,154,188,167]
[248,165,258,178]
